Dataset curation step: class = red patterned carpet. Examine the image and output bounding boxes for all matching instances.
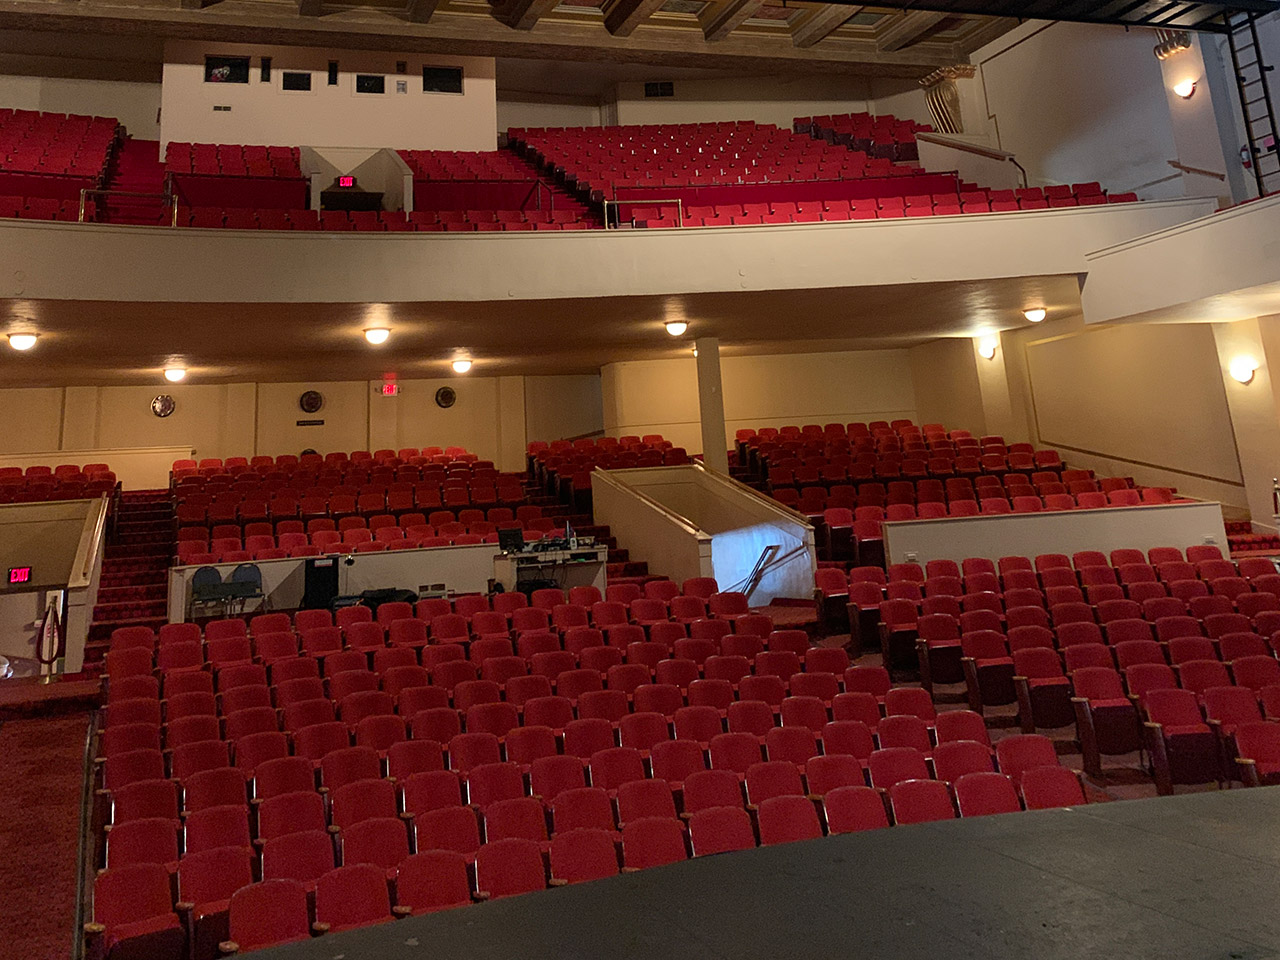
[0,714,89,960]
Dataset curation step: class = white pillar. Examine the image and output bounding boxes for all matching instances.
[695,337,729,473]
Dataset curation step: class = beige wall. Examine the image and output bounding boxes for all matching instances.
[160,41,497,152]
[498,99,602,133]
[524,375,604,442]
[974,22,1182,196]
[908,338,986,436]
[602,349,918,453]
[0,374,597,475]
[611,76,872,130]
[1001,316,1248,509]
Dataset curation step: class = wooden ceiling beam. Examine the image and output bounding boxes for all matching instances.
[601,0,669,37]
[699,0,765,42]
[404,0,438,23]
[491,0,561,30]
[790,4,863,48]
[876,9,948,51]
[0,0,970,76]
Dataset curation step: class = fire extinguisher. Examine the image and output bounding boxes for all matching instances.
[1241,144,1253,169]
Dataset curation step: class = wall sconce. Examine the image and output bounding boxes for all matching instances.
[1172,79,1197,99]
[665,320,688,337]
[1229,355,1260,384]
[977,336,999,360]
[1023,308,1046,323]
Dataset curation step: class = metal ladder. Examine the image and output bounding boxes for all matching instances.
[1226,11,1280,197]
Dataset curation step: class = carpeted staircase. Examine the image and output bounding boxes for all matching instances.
[84,491,173,672]
[98,137,169,226]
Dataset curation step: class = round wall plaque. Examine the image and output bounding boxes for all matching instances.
[299,390,325,414]
[151,395,176,418]
[435,387,457,409]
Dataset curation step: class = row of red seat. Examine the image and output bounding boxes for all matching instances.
[0,196,95,221]
[179,208,593,231]
[798,113,931,162]
[165,142,302,178]
[180,506,546,539]
[0,110,116,176]
[508,121,931,198]
[398,149,538,181]
[632,189,1138,227]
[0,463,118,504]
[798,114,1138,211]
[173,484,533,524]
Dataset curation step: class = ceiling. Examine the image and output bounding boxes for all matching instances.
[0,275,1082,385]
[813,0,1280,32]
[0,0,1019,78]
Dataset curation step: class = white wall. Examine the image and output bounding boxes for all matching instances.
[0,75,161,138]
[884,501,1229,567]
[594,465,815,602]
[868,79,934,129]
[160,41,497,151]
[498,99,602,133]
[973,21,1183,196]
[602,349,918,453]
[611,76,872,129]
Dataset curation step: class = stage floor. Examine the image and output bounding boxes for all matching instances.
[254,786,1280,960]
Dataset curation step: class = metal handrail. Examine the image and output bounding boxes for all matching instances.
[602,197,684,229]
[79,187,180,226]
[914,132,1029,188]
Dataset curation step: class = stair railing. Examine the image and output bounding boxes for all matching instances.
[602,197,684,229]
[78,187,180,226]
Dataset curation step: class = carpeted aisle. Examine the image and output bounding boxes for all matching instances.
[0,714,90,960]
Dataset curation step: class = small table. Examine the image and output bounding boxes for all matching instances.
[492,545,609,596]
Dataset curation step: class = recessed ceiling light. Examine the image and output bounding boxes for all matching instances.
[364,328,390,345]
[452,359,473,374]
[1023,308,1047,323]
[7,333,36,351]
[164,367,187,382]
[665,321,688,337]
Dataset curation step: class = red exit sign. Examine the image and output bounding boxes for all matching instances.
[338,176,356,188]
[380,383,400,396]
[8,566,31,584]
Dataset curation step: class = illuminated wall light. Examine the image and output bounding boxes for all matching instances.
[164,367,187,382]
[977,336,999,360]
[1023,308,1047,323]
[1229,355,1260,384]
[665,320,688,337]
[7,333,37,351]
[364,327,390,345]
[1172,79,1197,99]
[452,359,473,374]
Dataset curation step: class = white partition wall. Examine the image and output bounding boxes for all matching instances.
[0,496,107,674]
[0,446,192,491]
[592,464,816,604]
[591,470,714,589]
[167,542,502,621]
[883,501,1228,566]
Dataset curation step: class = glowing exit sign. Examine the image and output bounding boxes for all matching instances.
[8,566,31,584]
[338,176,356,188]
[379,383,400,396]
